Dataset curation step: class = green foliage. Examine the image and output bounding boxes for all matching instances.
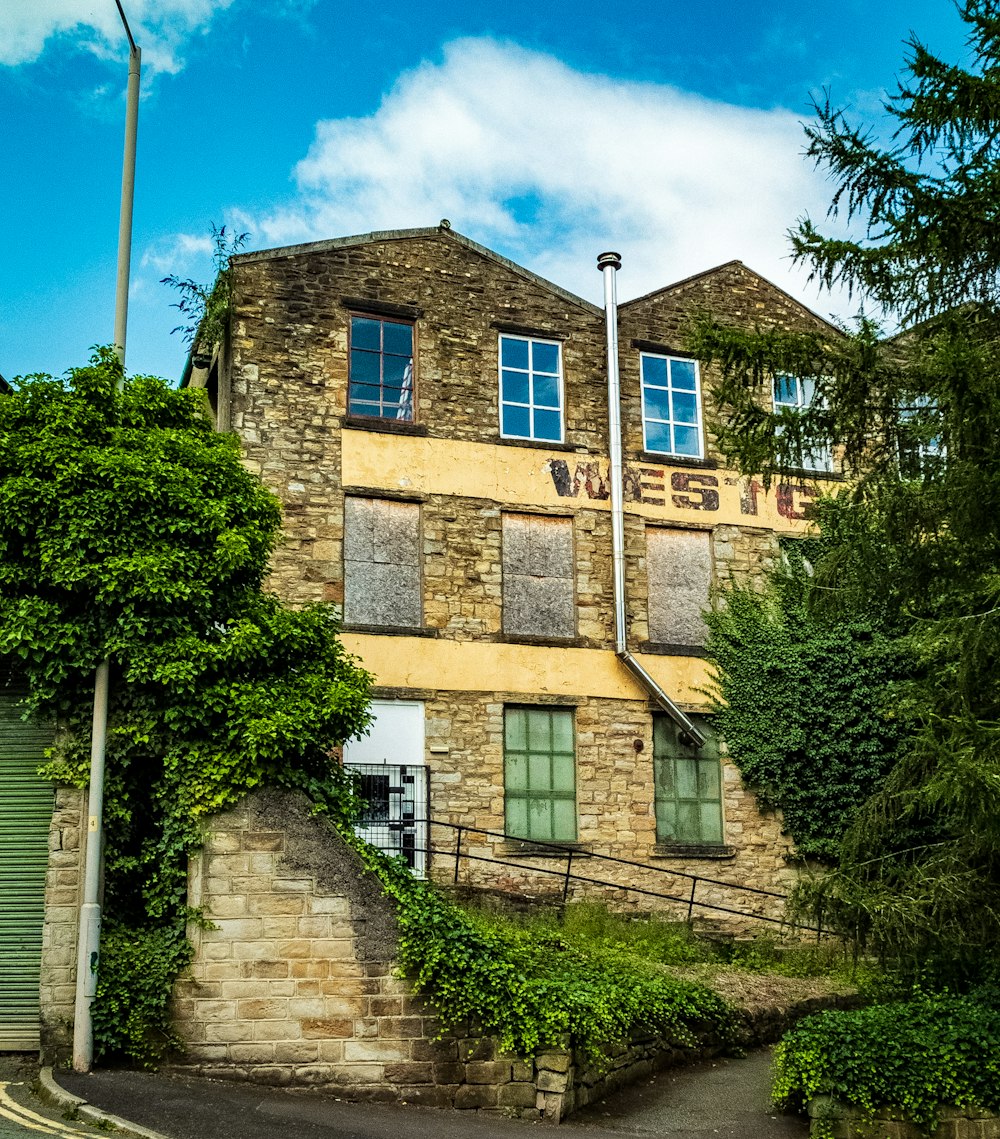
[161,224,248,353]
[349,845,733,1058]
[704,513,913,861]
[91,923,193,1067]
[0,351,372,1062]
[690,3,1000,984]
[772,994,1000,1133]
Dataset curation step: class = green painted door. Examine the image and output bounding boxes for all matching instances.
[0,685,54,1051]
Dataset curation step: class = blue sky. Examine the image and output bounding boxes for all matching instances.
[0,0,971,385]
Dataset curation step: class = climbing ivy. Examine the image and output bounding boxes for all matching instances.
[349,838,734,1058]
[704,502,913,861]
[0,352,372,1065]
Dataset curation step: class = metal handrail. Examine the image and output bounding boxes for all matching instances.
[409,817,819,934]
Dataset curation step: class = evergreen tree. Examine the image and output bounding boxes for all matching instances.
[693,1,1000,981]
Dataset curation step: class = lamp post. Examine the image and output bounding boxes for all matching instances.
[72,1,140,1073]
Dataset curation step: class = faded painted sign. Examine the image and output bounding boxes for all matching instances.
[547,459,819,521]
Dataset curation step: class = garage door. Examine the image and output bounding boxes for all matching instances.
[0,684,54,1051]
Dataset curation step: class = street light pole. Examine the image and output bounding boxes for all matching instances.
[72,1,140,1074]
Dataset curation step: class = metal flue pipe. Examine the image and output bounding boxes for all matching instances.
[597,252,706,749]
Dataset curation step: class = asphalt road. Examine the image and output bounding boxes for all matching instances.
[0,1057,107,1139]
[56,1046,810,1139]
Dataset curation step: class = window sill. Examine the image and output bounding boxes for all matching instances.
[783,467,843,481]
[651,843,735,860]
[344,416,428,437]
[499,633,583,648]
[497,840,589,858]
[496,435,577,453]
[341,624,439,638]
[638,641,709,658]
[638,451,718,470]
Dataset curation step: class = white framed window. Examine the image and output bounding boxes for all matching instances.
[499,335,564,443]
[772,375,833,473]
[899,394,943,477]
[640,353,704,459]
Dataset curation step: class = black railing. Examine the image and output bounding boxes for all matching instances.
[410,818,820,935]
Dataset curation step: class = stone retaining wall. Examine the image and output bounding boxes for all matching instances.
[167,789,848,1121]
[808,1098,1000,1139]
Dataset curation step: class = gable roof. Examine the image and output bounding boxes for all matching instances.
[232,223,603,317]
[620,258,842,335]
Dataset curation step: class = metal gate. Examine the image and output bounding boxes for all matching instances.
[344,762,429,877]
[0,683,54,1051]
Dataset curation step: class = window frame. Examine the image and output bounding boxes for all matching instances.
[498,334,566,444]
[503,706,577,842]
[348,312,417,423]
[772,374,834,473]
[652,715,724,847]
[639,352,705,460]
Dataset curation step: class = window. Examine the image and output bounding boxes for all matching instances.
[502,514,575,639]
[499,335,564,442]
[349,315,414,421]
[504,707,576,841]
[653,716,723,846]
[343,497,421,628]
[646,528,712,648]
[899,394,943,478]
[640,353,703,459]
[772,375,833,472]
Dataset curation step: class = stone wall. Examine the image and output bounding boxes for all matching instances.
[38,786,85,1061]
[169,790,828,1120]
[414,689,796,925]
[808,1099,1000,1139]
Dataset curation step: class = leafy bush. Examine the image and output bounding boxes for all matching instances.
[705,525,912,861]
[351,848,734,1058]
[92,923,193,1067]
[773,994,1000,1133]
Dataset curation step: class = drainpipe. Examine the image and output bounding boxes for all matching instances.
[597,252,706,749]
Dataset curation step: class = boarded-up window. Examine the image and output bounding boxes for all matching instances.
[344,497,421,628]
[646,528,712,647]
[502,514,575,639]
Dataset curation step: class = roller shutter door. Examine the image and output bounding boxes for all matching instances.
[0,685,53,1050]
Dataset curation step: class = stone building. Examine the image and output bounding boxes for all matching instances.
[188,223,838,922]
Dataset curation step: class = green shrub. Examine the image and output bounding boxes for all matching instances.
[773,994,1000,1133]
[92,923,193,1067]
[350,847,734,1058]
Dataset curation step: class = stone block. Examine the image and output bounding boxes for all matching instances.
[499,1083,539,1109]
[383,1062,434,1085]
[301,1017,356,1039]
[237,998,288,1020]
[242,831,285,851]
[274,1041,320,1063]
[536,1068,570,1093]
[465,1060,513,1085]
[228,1043,276,1064]
[536,1049,572,1073]
[455,1084,500,1110]
[344,1039,410,1063]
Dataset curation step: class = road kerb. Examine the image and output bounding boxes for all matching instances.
[36,1068,172,1139]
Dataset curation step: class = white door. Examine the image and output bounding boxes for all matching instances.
[343,700,428,876]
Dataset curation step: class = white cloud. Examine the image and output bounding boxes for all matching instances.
[0,0,236,74]
[253,38,853,317]
[141,232,215,274]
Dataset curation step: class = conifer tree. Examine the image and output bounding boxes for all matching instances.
[695,1,1000,981]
